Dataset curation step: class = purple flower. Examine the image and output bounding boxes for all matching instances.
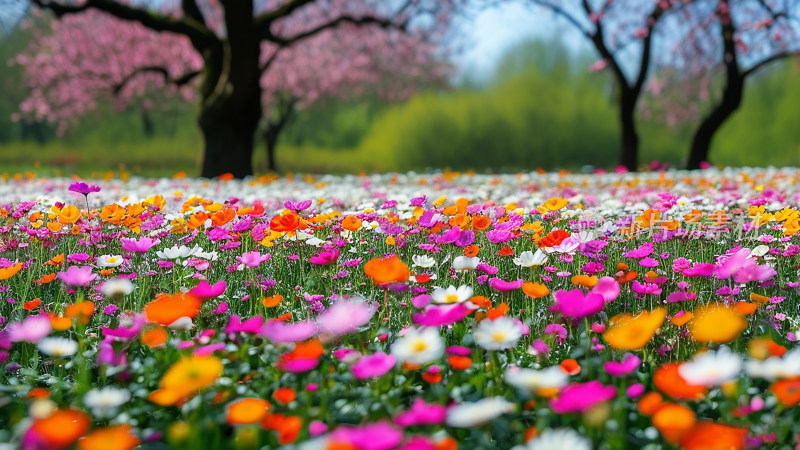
[352,352,396,379]
[550,289,605,320]
[284,200,312,211]
[57,265,97,287]
[550,381,616,413]
[623,242,653,258]
[488,277,524,292]
[603,353,640,377]
[683,263,716,277]
[714,247,777,283]
[410,196,427,207]
[395,398,447,427]
[68,181,101,195]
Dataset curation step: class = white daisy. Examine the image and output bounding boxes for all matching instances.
[445,397,513,427]
[37,337,78,357]
[452,256,480,272]
[513,428,592,450]
[84,387,131,417]
[96,254,124,268]
[412,254,437,268]
[390,327,444,365]
[512,249,548,268]
[101,277,134,300]
[430,285,473,305]
[474,316,522,351]
[679,346,742,386]
[504,366,569,393]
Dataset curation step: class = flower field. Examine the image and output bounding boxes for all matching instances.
[1,167,800,449]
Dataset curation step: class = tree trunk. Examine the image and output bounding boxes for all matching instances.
[618,89,639,171]
[141,109,154,137]
[199,104,258,178]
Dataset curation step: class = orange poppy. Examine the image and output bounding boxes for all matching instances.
[99,204,126,225]
[57,205,82,224]
[23,298,42,311]
[149,356,224,406]
[78,425,140,450]
[463,245,480,257]
[29,409,91,448]
[273,387,296,404]
[603,308,666,351]
[652,402,696,443]
[522,281,550,299]
[749,292,771,304]
[262,294,283,308]
[448,355,472,370]
[270,211,301,232]
[211,208,236,227]
[144,292,202,326]
[559,359,581,375]
[49,314,72,331]
[539,229,570,247]
[653,363,707,401]
[141,327,168,348]
[679,421,747,450]
[637,392,664,415]
[541,197,568,211]
[363,255,410,285]
[734,301,758,315]
[771,378,800,407]
[44,253,64,266]
[261,413,302,445]
[497,246,514,256]
[226,398,271,425]
[0,262,23,280]
[486,302,509,320]
[570,274,598,288]
[683,209,703,223]
[65,301,95,325]
[36,273,57,284]
[636,209,661,228]
[670,311,693,327]
[471,215,492,230]
[341,215,362,231]
[689,304,747,344]
[469,296,491,309]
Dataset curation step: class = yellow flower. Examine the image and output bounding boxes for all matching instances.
[148,356,223,406]
[541,197,568,212]
[689,304,747,344]
[603,307,667,350]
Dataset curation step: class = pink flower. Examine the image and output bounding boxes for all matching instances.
[395,398,447,427]
[590,276,620,302]
[225,315,264,335]
[120,236,160,253]
[488,277,523,292]
[101,313,146,341]
[317,299,375,336]
[189,280,227,300]
[623,242,654,258]
[550,381,616,413]
[544,323,567,343]
[328,422,403,450]
[309,249,340,265]
[260,320,316,343]
[549,289,605,320]
[351,352,396,379]
[627,383,645,397]
[6,315,52,343]
[412,303,474,327]
[631,280,662,295]
[603,353,640,377]
[193,343,226,356]
[715,248,777,283]
[57,265,97,287]
[68,181,101,195]
[683,263,716,277]
[236,250,270,268]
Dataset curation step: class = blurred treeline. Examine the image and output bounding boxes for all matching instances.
[1,28,798,176]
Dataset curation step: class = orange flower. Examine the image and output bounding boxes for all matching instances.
[670,311,693,327]
[341,215,362,231]
[497,246,514,256]
[144,292,202,326]
[273,387,296,404]
[23,298,42,311]
[603,308,666,351]
[522,281,549,299]
[29,409,91,448]
[65,301,95,325]
[36,273,57,284]
[364,255,410,285]
[448,355,472,370]
[149,356,223,406]
[689,304,747,344]
[654,363,706,401]
[270,211,301,232]
[0,262,23,280]
[58,205,82,224]
[652,402,696,444]
[78,425,140,450]
[539,229,570,247]
[142,327,168,348]
[99,204,126,225]
[734,301,758,315]
[541,197,568,211]
[771,378,800,407]
[463,244,480,257]
[262,294,283,308]
[26,387,50,399]
[683,209,703,223]
[679,421,747,450]
[471,215,491,230]
[636,209,661,228]
[44,253,64,266]
[637,392,664,415]
[749,292,771,304]
[570,274,598,288]
[211,208,236,226]
[559,358,581,375]
[261,414,303,445]
[226,398,271,425]
[486,302,509,320]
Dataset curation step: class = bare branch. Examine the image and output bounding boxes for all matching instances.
[255,0,315,37]
[743,51,800,78]
[265,14,401,47]
[527,0,592,39]
[111,66,201,95]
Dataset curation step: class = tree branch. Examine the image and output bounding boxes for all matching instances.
[111,66,201,95]
[743,51,800,78]
[255,0,316,37]
[265,15,401,47]
[181,0,207,29]
[30,0,217,48]
[527,0,592,40]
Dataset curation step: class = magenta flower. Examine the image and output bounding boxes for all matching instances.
[412,303,474,327]
[193,343,226,356]
[395,398,447,427]
[188,280,227,300]
[6,315,51,343]
[309,249,340,266]
[57,265,97,287]
[120,236,161,253]
[284,200,312,211]
[352,352,396,379]
[631,280,662,295]
[237,250,270,268]
[603,353,641,377]
[544,323,567,343]
[623,242,653,258]
[550,381,616,413]
[683,263,716,277]
[590,276,620,302]
[715,247,777,283]
[225,315,264,335]
[317,299,375,336]
[488,277,524,292]
[101,313,146,341]
[549,289,605,320]
[260,320,317,343]
[328,422,404,450]
[68,181,101,195]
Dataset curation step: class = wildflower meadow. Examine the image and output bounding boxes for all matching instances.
[1,167,800,450]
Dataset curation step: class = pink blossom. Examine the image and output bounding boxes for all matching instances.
[603,353,640,377]
[631,280,662,295]
[623,242,654,258]
[6,315,51,343]
[395,398,447,427]
[627,383,645,397]
[188,280,227,300]
[550,381,616,413]
[260,320,316,343]
[193,343,226,356]
[351,352,396,379]
[120,236,160,253]
[317,299,375,336]
[488,277,523,292]
[682,263,716,277]
[715,247,777,283]
[225,315,264,335]
[412,303,474,327]
[544,324,567,343]
[328,422,404,450]
[309,249,340,265]
[57,265,97,287]
[309,420,328,437]
[590,276,620,302]
[101,313,146,341]
[549,289,605,320]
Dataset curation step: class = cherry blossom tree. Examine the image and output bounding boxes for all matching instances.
[525,0,681,171]
[19,0,458,178]
[645,0,800,169]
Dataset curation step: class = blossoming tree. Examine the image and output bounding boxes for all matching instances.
[19,0,457,178]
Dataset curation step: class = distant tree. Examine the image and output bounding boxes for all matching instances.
[645,0,800,169]
[19,0,457,178]
[525,0,680,171]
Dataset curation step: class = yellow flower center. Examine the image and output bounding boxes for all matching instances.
[492,332,506,342]
[412,340,428,353]
[445,294,459,303]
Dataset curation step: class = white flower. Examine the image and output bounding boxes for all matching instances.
[505,366,569,393]
[156,244,198,260]
[474,316,523,351]
[452,256,480,272]
[430,285,473,305]
[29,398,57,419]
[446,397,513,427]
[746,347,800,381]
[167,316,194,331]
[513,428,592,450]
[96,254,124,268]
[750,245,770,257]
[101,277,134,300]
[679,346,742,386]
[84,387,131,417]
[513,249,547,268]
[412,254,436,268]
[37,337,78,357]
[390,327,444,365]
